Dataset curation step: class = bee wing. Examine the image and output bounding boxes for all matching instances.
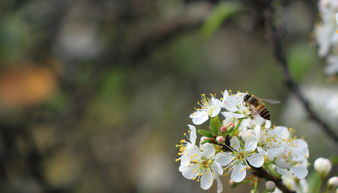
[259,98,281,104]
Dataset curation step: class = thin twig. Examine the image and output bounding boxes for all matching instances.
[265,4,338,144]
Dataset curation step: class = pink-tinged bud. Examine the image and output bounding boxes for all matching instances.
[220,126,227,132]
[328,176,338,188]
[265,181,276,191]
[216,136,225,144]
[228,123,235,128]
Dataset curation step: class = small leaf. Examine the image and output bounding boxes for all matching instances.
[201,2,242,36]
[197,129,213,137]
[209,116,222,135]
[201,140,213,144]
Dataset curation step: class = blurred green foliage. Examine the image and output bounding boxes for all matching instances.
[288,41,318,81]
[201,2,242,37]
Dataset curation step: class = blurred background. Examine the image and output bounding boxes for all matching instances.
[0,0,337,193]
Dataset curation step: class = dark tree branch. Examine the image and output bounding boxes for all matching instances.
[252,167,294,193]
[265,3,338,144]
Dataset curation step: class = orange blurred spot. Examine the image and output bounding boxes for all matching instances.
[0,67,57,107]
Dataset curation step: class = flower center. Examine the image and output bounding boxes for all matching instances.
[235,152,246,161]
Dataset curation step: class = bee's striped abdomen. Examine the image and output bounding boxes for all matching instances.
[257,104,270,120]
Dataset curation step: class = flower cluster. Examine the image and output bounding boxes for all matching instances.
[176,90,309,193]
[315,0,338,76]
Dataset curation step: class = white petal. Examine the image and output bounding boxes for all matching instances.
[211,98,222,113]
[187,124,197,144]
[275,157,290,168]
[276,167,288,176]
[201,143,215,158]
[231,164,247,182]
[222,90,229,100]
[211,106,221,117]
[200,171,213,190]
[247,153,264,168]
[215,152,234,166]
[265,120,271,129]
[212,162,223,175]
[254,125,261,141]
[291,167,308,179]
[230,137,240,151]
[182,164,199,179]
[183,144,200,160]
[215,174,223,193]
[245,138,257,152]
[271,126,289,139]
[190,111,209,125]
[291,139,309,158]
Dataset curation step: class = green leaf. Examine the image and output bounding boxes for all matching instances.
[201,2,242,36]
[209,116,222,135]
[307,171,322,193]
[197,129,213,137]
[201,140,213,144]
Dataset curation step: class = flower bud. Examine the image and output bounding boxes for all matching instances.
[219,126,227,132]
[265,181,276,191]
[328,176,338,188]
[314,157,332,177]
[228,123,235,128]
[216,136,225,144]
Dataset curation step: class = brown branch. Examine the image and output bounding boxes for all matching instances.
[264,3,338,144]
[251,167,294,193]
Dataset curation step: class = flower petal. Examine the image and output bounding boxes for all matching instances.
[215,152,234,166]
[230,136,240,151]
[187,124,197,144]
[181,164,199,180]
[190,111,209,125]
[200,171,213,190]
[254,125,261,141]
[215,174,223,193]
[247,153,264,168]
[265,120,271,129]
[210,98,222,117]
[291,167,308,179]
[212,162,223,175]
[231,164,247,182]
[244,138,257,152]
[270,126,289,139]
[201,143,215,158]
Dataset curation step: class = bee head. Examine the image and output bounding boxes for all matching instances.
[244,94,251,102]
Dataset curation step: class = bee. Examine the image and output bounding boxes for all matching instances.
[243,94,281,120]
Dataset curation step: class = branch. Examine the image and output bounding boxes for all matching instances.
[251,167,294,193]
[265,4,338,144]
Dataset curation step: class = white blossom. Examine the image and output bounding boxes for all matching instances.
[179,143,229,193]
[190,95,222,125]
[221,137,264,182]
